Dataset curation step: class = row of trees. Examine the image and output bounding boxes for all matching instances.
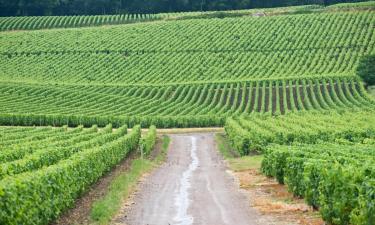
[0,0,370,16]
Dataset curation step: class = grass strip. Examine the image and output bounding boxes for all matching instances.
[215,133,263,171]
[90,135,170,225]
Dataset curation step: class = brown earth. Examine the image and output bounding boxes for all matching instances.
[234,169,324,225]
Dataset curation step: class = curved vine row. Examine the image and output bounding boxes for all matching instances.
[0,76,373,127]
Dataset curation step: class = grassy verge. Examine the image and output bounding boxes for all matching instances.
[154,135,171,163]
[368,85,375,98]
[215,133,263,171]
[215,132,239,159]
[89,135,170,225]
[228,155,263,171]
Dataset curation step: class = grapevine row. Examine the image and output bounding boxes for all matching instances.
[0,2,372,32]
[0,77,373,127]
[0,124,159,225]
[262,144,375,225]
[225,110,375,154]
[0,13,161,31]
[0,11,374,85]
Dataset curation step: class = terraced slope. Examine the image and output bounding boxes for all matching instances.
[0,5,374,127]
[1,10,374,85]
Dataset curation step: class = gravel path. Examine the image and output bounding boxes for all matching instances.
[116,133,266,225]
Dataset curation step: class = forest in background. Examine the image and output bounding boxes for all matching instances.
[0,0,371,16]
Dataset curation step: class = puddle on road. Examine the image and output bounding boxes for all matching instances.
[173,136,199,225]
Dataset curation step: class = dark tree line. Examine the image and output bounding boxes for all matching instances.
[0,0,370,16]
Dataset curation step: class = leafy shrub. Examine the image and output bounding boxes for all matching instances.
[261,144,375,225]
[139,125,157,156]
[0,125,141,225]
[357,55,375,86]
[224,118,250,156]
[350,179,375,225]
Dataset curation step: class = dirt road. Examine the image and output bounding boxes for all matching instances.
[116,133,266,225]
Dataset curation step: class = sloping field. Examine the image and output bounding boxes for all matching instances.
[0,2,375,225]
[1,1,374,32]
[0,13,160,31]
[1,11,374,85]
[0,4,374,127]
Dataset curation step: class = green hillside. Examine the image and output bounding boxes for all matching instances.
[0,76,374,127]
[225,109,375,225]
[1,2,375,225]
[1,11,374,85]
[1,1,374,32]
[0,2,374,127]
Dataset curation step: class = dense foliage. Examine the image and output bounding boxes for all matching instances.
[0,13,161,31]
[1,10,374,85]
[262,144,375,225]
[0,1,374,224]
[225,109,375,224]
[0,2,373,224]
[0,0,372,16]
[0,3,373,128]
[1,2,374,31]
[0,125,142,225]
[140,125,157,156]
[0,77,373,127]
[225,110,375,154]
[357,54,375,86]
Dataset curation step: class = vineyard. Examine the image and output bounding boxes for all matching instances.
[0,1,375,225]
[225,109,375,224]
[0,4,374,128]
[0,76,373,127]
[0,13,161,31]
[225,110,375,154]
[0,124,159,225]
[1,2,374,32]
[262,143,375,225]
[1,10,374,86]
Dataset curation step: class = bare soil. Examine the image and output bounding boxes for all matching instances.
[234,169,324,225]
[272,84,277,114]
[250,86,257,112]
[50,132,326,225]
[264,84,270,112]
[257,87,263,112]
[279,85,285,114]
[285,85,292,110]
